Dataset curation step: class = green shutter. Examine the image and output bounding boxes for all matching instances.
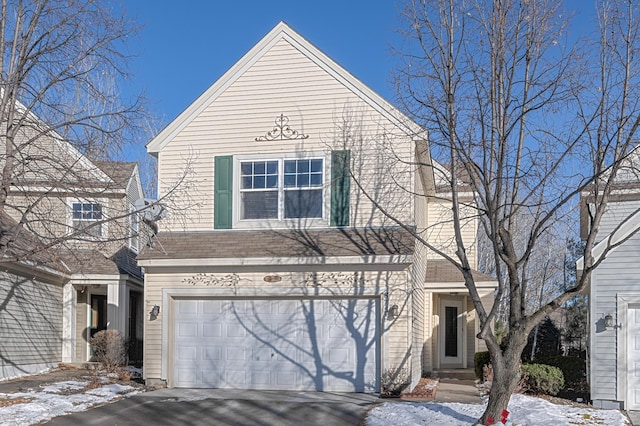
[214,155,233,229]
[330,150,350,227]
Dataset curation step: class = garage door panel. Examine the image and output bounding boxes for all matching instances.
[203,323,222,338]
[177,300,199,315]
[202,300,223,314]
[226,323,249,338]
[173,298,379,392]
[202,346,221,361]
[225,346,247,361]
[176,322,198,337]
[176,346,197,362]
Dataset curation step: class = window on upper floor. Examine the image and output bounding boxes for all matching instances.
[214,150,350,230]
[72,202,103,237]
[239,158,324,221]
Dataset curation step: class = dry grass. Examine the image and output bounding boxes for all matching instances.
[0,396,35,407]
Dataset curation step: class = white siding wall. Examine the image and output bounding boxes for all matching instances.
[425,198,477,268]
[0,270,63,379]
[157,39,414,231]
[591,227,640,401]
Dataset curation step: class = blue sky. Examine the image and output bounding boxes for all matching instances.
[125,0,404,131]
[123,0,597,168]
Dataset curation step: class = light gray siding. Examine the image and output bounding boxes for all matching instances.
[0,270,63,380]
[591,202,640,402]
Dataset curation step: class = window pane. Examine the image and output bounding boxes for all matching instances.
[266,161,278,174]
[254,176,265,188]
[297,174,309,187]
[254,162,265,174]
[241,191,278,219]
[310,173,323,186]
[445,306,458,357]
[284,174,296,187]
[266,175,278,188]
[284,160,296,173]
[241,163,252,175]
[298,160,309,173]
[284,189,322,218]
[242,176,252,189]
[310,159,323,173]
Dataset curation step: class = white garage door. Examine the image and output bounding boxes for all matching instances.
[172,298,379,392]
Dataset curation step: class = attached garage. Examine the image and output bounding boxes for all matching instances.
[171,297,380,392]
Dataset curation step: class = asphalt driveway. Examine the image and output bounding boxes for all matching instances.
[43,388,380,426]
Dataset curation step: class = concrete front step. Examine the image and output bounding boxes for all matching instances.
[433,369,477,381]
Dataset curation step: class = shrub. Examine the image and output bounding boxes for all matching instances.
[90,330,127,372]
[474,351,491,379]
[381,367,411,396]
[521,363,564,396]
[536,356,585,388]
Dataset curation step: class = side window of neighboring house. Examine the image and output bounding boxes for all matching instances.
[129,206,139,252]
[71,202,104,237]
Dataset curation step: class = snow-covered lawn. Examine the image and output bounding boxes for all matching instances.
[0,377,140,426]
[367,393,630,426]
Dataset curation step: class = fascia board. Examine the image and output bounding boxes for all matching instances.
[146,21,427,154]
[424,281,497,291]
[12,185,125,195]
[0,260,70,283]
[138,254,413,268]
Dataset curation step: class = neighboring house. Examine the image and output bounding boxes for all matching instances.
[0,212,69,380]
[138,21,495,392]
[578,152,640,410]
[0,117,147,379]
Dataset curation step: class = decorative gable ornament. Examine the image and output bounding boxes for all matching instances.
[255,114,309,141]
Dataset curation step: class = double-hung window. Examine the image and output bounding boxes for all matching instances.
[72,202,103,237]
[238,156,325,223]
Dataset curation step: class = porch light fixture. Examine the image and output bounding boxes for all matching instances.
[604,313,621,330]
[388,304,399,320]
[150,305,160,317]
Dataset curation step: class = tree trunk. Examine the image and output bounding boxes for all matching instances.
[479,348,522,425]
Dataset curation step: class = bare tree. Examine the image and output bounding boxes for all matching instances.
[0,0,190,263]
[364,0,640,423]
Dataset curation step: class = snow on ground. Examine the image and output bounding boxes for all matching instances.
[367,394,630,426]
[0,379,139,426]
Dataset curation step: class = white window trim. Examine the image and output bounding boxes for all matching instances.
[129,204,139,253]
[66,197,109,239]
[232,151,330,229]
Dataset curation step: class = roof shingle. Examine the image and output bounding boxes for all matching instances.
[138,227,415,260]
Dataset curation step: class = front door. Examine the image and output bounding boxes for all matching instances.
[440,298,463,367]
[628,305,640,410]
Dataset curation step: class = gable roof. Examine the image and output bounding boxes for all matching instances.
[94,161,138,191]
[146,21,427,155]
